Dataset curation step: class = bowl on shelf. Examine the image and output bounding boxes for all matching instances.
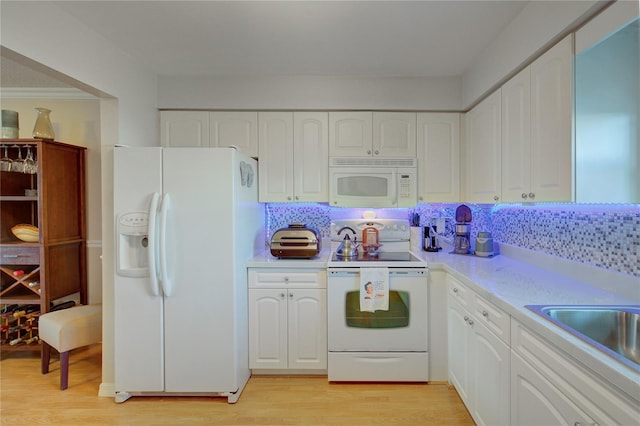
[11,224,39,242]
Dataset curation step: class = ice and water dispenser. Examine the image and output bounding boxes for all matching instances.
[116,212,150,277]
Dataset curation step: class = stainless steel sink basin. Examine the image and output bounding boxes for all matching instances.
[526,305,640,372]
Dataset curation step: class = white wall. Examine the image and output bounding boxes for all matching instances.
[1,1,159,397]
[462,0,606,109]
[158,75,462,111]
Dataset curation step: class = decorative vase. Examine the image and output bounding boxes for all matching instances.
[32,107,55,140]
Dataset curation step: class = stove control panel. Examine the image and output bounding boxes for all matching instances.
[331,219,410,242]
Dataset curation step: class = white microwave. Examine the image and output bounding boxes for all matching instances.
[329,157,417,208]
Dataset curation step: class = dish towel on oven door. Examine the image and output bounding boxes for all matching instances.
[360,268,389,312]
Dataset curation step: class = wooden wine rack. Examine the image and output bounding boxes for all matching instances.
[1,305,40,348]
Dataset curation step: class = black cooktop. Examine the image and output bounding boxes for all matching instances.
[331,252,421,262]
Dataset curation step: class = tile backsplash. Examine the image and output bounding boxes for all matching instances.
[265,203,640,277]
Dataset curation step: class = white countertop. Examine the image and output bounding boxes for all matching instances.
[247,248,332,268]
[247,243,640,400]
[413,245,640,401]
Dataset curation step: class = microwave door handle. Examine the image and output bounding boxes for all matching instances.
[391,170,398,206]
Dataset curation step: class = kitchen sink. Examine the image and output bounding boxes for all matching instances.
[525,305,640,372]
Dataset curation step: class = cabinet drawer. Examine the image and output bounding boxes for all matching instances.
[249,269,326,289]
[1,246,40,265]
[475,295,510,344]
[447,275,472,309]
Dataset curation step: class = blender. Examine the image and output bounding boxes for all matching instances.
[453,205,472,255]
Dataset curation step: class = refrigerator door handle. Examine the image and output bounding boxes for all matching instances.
[147,192,161,297]
[158,193,172,297]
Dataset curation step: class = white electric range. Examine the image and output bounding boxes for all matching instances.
[327,219,429,382]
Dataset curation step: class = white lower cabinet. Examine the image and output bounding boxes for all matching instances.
[447,276,510,426]
[510,319,640,425]
[248,269,327,371]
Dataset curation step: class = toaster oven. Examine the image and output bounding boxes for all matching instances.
[270,223,321,259]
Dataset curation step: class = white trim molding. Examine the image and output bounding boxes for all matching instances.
[0,87,98,100]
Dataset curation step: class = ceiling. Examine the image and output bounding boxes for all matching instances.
[1,1,529,88]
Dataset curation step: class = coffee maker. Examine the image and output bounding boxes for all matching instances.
[453,205,472,255]
[454,224,471,254]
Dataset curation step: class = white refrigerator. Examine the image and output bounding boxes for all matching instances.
[113,147,263,403]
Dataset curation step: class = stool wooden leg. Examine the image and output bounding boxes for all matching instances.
[60,351,69,390]
[41,342,51,374]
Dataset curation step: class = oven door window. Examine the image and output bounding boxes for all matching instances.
[345,290,409,328]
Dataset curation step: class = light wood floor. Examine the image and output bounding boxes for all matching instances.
[1,344,474,425]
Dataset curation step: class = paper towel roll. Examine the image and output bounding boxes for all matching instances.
[410,227,423,252]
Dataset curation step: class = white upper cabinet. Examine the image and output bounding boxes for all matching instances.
[529,34,573,202]
[329,111,373,157]
[293,112,329,202]
[259,112,294,202]
[259,112,328,203]
[160,111,210,148]
[329,112,416,157]
[501,35,573,202]
[501,67,532,202]
[160,111,258,157]
[417,113,460,203]
[373,112,417,157]
[464,90,502,203]
[210,111,258,158]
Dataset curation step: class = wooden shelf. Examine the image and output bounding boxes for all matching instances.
[1,139,87,352]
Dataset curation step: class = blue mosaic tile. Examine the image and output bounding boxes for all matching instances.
[264,203,640,277]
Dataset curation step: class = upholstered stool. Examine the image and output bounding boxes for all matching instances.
[38,304,102,390]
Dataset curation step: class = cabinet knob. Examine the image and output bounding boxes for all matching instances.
[280,293,285,298]
[287,196,292,201]
[521,193,528,199]
[468,319,474,325]
[295,196,299,201]
[367,150,372,155]
[374,150,379,155]
[529,192,535,199]
[289,293,293,298]
[419,196,423,201]
[284,277,289,283]
[464,315,469,322]
[453,288,458,293]
[482,310,488,317]
[493,195,499,201]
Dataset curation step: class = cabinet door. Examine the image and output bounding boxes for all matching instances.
[447,296,470,405]
[464,90,502,203]
[511,351,594,426]
[293,112,329,202]
[210,111,258,158]
[160,111,210,148]
[530,34,573,202]
[469,321,510,426]
[417,113,460,202]
[258,112,294,202]
[329,111,373,156]
[287,289,327,370]
[501,67,532,202]
[248,289,288,369]
[373,112,417,157]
